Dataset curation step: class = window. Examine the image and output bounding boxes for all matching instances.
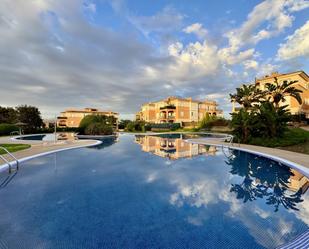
[191,112,194,117]
[180,111,184,117]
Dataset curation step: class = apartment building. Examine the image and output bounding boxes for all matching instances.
[136,96,223,126]
[255,71,309,118]
[135,135,217,160]
[57,108,119,128]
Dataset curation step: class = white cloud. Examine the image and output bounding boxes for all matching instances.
[243,60,259,70]
[130,6,184,36]
[220,0,309,63]
[84,2,96,13]
[277,20,309,60]
[183,23,208,40]
[166,41,219,80]
[287,0,309,12]
[225,0,296,49]
[218,48,256,65]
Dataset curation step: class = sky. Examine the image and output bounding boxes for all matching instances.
[0,0,309,120]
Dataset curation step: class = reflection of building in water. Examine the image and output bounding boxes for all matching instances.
[287,169,309,194]
[252,168,309,194]
[135,135,217,160]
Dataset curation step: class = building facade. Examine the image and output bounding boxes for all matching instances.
[136,96,223,126]
[57,108,119,128]
[255,71,309,118]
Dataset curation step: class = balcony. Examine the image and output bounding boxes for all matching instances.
[160,111,175,122]
[160,105,176,110]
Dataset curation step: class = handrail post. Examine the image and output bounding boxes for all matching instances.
[0,146,19,173]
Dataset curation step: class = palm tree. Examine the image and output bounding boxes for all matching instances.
[230,109,257,143]
[264,77,302,109]
[230,84,265,110]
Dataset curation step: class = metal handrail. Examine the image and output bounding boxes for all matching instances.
[10,131,20,136]
[0,146,19,173]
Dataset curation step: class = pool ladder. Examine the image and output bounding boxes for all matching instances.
[0,146,19,173]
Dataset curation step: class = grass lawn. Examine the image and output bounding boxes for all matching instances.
[0,144,31,155]
[248,128,309,148]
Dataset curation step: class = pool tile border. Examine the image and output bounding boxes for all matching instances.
[186,139,309,178]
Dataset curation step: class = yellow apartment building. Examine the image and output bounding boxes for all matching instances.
[136,96,223,126]
[57,108,119,128]
[255,71,309,118]
[135,135,217,160]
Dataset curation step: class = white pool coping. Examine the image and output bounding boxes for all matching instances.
[186,139,309,178]
[0,140,102,173]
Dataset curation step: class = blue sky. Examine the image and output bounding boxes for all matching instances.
[0,0,309,119]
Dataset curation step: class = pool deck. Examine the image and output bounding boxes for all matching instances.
[0,136,101,171]
[187,138,309,176]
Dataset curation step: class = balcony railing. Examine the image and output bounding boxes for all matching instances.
[160,105,176,110]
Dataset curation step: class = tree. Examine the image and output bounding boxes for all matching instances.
[230,84,265,110]
[264,77,302,109]
[199,113,214,129]
[15,105,43,132]
[125,120,147,132]
[85,122,113,135]
[118,119,131,129]
[0,106,17,124]
[79,115,116,135]
[230,109,257,143]
[256,102,290,138]
[230,78,301,143]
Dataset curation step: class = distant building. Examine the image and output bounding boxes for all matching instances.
[136,96,223,127]
[255,71,309,118]
[43,119,55,128]
[57,108,119,128]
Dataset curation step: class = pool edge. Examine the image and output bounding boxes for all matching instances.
[186,139,309,178]
[0,140,102,173]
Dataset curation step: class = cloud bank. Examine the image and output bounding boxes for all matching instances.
[0,0,308,119]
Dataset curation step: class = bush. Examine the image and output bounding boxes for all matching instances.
[85,123,113,135]
[199,113,230,130]
[125,121,149,132]
[0,123,19,136]
[79,115,116,135]
[248,128,309,147]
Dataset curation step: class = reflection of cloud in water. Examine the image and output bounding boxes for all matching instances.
[291,197,309,225]
[170,179,219,208]
[157,150,308,248]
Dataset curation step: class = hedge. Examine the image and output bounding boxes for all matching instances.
[0,123,19,136]
[149,123,181,131]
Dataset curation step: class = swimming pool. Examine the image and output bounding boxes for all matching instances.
[0,134,308,248]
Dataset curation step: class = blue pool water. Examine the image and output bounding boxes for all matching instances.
[0,134,308,249]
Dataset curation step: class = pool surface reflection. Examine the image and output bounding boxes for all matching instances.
[0,134,308,249]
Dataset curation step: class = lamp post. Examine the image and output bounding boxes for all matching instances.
[54,115,57,144]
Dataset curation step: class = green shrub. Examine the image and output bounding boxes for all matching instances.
[199,113,230,130]
[248,128,309,147]
[79,115,115,135]
[0,123,19,136]
[125,121,149,132]
[84,122,113,135]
